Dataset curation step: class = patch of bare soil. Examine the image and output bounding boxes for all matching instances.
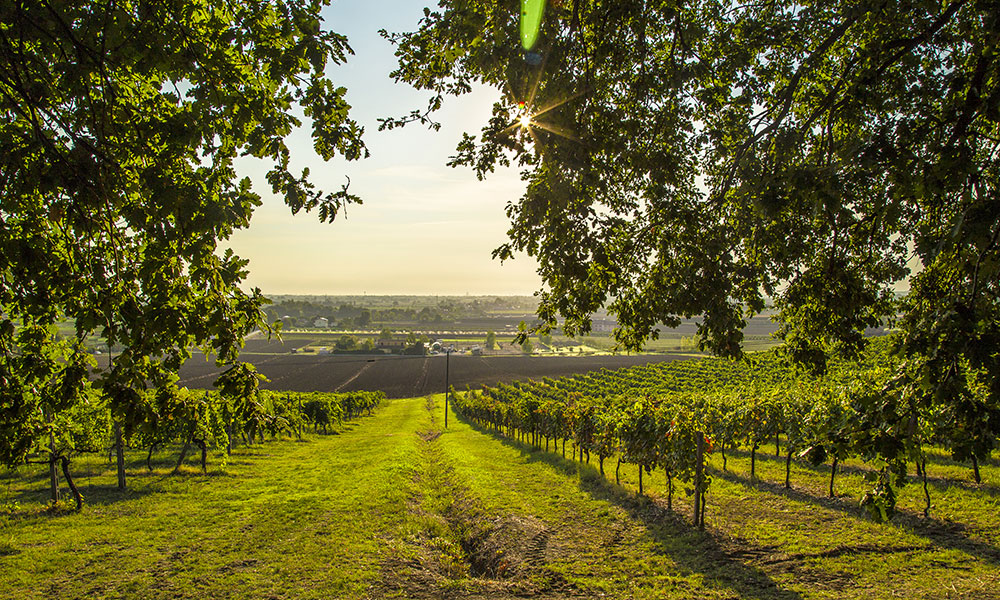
[368,427,583,599]
[374,507,582,600]
[417,430,441,443]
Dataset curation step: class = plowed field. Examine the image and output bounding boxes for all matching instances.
[176,353,692,397]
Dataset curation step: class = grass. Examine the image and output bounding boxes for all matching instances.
[2,396,998,599]
[0,399,431,599]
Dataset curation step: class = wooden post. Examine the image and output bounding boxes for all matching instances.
[444,349,450,429]
[695,432,705,530]
[115,422,126,490]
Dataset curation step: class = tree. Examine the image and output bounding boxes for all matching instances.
[387,1,1000,502]
[335,335,358,351]
[520,338,534,355]
[379,327,394,342]
[357,309,372,328]
[485,330,497,350]
[1,0,367,495]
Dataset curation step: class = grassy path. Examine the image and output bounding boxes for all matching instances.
[2,396,999,599]
[429,399,1000,599]
[0,398,431,600]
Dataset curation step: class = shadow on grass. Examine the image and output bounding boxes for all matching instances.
[723,446,1000,499]
[2,451,239,513]
[921,448,1000,469]
[458,420,805,600]
[712,468,1000,566]
[3,480,156,516]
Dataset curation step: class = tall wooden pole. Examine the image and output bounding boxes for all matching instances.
[694,432,705,529]
[444,349,450,429]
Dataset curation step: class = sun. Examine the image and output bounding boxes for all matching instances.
[519,113,532,128]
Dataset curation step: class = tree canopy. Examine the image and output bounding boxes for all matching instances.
[0,0,366,471]
[387,1,999,462]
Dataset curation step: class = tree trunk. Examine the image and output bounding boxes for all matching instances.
[193,438,207,473]
[115,423,126,490]
[638,465,644,495]
[60,456,83,511]
[751,442,758,480]
[972,455,982,484]
[665,467,673,510]
[775,432,780,456]
[599,455,605,476]
[47,422,60,503]
[785,448,792,489]
[562,439,566,458]
[829,456,838,497]
[174,439,191,472]
[48,453,61,503]
[615,459,621,485]
[585,449,590,464]
[146,442,158,472]
[226,421,233,456]
[721,441,727,472]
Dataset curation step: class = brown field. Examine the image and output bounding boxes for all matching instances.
[176,353,693,397]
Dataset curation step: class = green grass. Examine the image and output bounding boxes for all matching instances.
[0,399,431,599]
[2,397,998,599]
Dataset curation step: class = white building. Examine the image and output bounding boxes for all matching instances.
[314,317,329,328]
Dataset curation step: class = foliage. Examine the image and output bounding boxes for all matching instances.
[451,339,991,521]
[16,387,384,506]
[0,0,368,479]
[386,0,1000,479]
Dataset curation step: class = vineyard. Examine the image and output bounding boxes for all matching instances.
[12,387,384,511]
[2,388,997,599]
[451,338,991,523]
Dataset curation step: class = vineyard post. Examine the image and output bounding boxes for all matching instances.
[695,432,705,530]
[45,409,60,503]
[444,349,450,429]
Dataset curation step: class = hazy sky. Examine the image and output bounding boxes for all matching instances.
[226,1,542,296]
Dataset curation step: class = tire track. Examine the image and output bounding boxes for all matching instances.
[412,357,431,396]
[334,361,375,392]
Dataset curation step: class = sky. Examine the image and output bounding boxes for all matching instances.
[226,1,542,296]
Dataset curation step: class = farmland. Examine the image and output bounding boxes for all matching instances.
[163,306,830,398]
[175,351,693,398]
